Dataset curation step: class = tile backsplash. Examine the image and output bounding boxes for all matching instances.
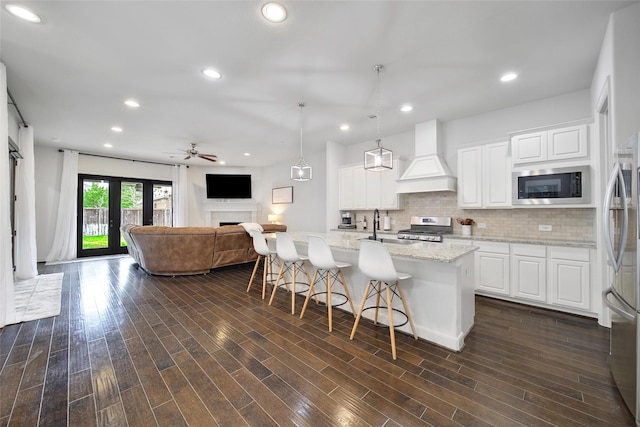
[350,192,595,242]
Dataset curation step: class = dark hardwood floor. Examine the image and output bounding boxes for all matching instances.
[0,256,635,426]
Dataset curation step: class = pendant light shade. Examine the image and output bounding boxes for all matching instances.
[364,64,393,171]
[291,102,312,181]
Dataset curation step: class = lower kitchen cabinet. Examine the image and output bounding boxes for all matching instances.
[548,246,591,311]
[475,241,510,296]
[445,237,595,317]
[510,244,546,302]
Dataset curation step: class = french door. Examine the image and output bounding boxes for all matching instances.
[77,174,172,257]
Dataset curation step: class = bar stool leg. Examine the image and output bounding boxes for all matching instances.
[338,270,357,316]
[395,282,418,339]
[247,255,262,292]
[261,254,272,300]
[374,281,382,325]
[291,263,297,314]
[326,271,333,331]
[350,280,372,340]
[300,269,318,319]
[269,260,286,306]
[386,284,397,360]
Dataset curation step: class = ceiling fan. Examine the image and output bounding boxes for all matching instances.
[179,143,217,163]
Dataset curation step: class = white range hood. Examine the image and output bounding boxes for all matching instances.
[396,119,456,193]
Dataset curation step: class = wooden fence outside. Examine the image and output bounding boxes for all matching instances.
[83,208,172,236]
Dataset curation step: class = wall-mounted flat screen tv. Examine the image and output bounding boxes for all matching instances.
[206,174,252,199]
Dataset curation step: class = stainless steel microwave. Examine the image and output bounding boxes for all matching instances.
[512,166,590,205]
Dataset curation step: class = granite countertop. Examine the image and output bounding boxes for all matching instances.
[331,228,596,249]
[282,232,477,264]
[444,234,597,249]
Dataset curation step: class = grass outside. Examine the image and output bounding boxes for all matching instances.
[82,235,127,249]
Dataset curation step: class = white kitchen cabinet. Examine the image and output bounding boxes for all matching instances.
[474,241,510,296]
[512,124,588,165]
[510,244,546,302]
[457,141,510,208]
[457,147,482,208]
[548,246,591,311]
[338,165,366,210]
[339,160,402,210]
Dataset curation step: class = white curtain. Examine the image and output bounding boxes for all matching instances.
[15,125,38,279]
[0,62,16,327]
[46,150,79,262]
[172,164,188,226]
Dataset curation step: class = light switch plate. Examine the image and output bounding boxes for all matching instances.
[539,224,552,232]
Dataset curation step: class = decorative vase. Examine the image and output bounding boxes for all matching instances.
[461,225,471,236]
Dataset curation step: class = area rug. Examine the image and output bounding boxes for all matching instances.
[13,273,64,323]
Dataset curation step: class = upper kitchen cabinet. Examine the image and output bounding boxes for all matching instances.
[339,160,403,210]
[512,124,588,166]
[458,141,511,209]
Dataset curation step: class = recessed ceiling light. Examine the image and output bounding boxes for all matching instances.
[261,2,287,23]
[202,68,222,80]
[111,126,123,133]
[400,105,413,113]
[124,99,140,108]
[244,152,251,156]
[5,4,41,23]
[340,124,350,131]
[500,72,518,82]
[104,143,113,148]
[219,160,226,165]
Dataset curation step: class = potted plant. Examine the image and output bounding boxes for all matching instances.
[456,217,475,236]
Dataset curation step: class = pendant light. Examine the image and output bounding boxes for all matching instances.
[291,102,312,181]
[364,64,393,171]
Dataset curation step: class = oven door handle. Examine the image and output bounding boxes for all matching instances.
[602,287,636,322]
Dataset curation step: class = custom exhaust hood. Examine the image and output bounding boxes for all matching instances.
[396,119,456,193]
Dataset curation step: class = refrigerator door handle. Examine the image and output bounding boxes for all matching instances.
[603,163,629,272]
[603,287,636,322]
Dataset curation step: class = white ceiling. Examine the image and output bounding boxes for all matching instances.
[2,1,636,167]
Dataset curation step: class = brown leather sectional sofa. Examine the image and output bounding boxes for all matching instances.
[121,223,286,276]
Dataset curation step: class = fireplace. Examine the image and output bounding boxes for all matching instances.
[220,221,241,226]
[202,200,259,227]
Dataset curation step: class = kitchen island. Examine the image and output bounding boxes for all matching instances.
[268,232,478,351]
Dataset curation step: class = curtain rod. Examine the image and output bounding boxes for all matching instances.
[57,149,186,167]
[7,89,28,128]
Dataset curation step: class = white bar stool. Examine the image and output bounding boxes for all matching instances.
[350,239,417,360]
[246,230,277,299]
[269,232,312,314]
[300,235,356,331]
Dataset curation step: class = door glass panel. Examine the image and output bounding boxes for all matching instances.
[121,181,144,246]
[153,184,173,226]
[82,179,109,249]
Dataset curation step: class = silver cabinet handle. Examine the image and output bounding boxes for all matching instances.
[602,287,635,322]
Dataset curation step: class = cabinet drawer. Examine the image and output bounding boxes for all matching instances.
[548,246,589,262]
[511,244,546,257]
[473,241,509,254]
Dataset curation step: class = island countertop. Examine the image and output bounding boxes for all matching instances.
[283,232,478,263]
[266,231,477,351]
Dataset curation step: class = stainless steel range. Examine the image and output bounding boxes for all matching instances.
[397,216,452,243]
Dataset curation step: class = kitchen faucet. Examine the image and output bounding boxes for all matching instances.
[373,209,380,241]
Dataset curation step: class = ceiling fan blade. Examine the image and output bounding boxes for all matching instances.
[184,155,191,160]
[198,154,218,162]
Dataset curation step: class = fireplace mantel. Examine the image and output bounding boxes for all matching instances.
[202,200,259,227]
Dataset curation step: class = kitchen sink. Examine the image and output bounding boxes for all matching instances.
[360,237,418,245]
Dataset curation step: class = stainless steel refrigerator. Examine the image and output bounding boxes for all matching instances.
[603,132,640,424]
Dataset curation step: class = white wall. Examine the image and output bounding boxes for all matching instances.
[260,148,327,232]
